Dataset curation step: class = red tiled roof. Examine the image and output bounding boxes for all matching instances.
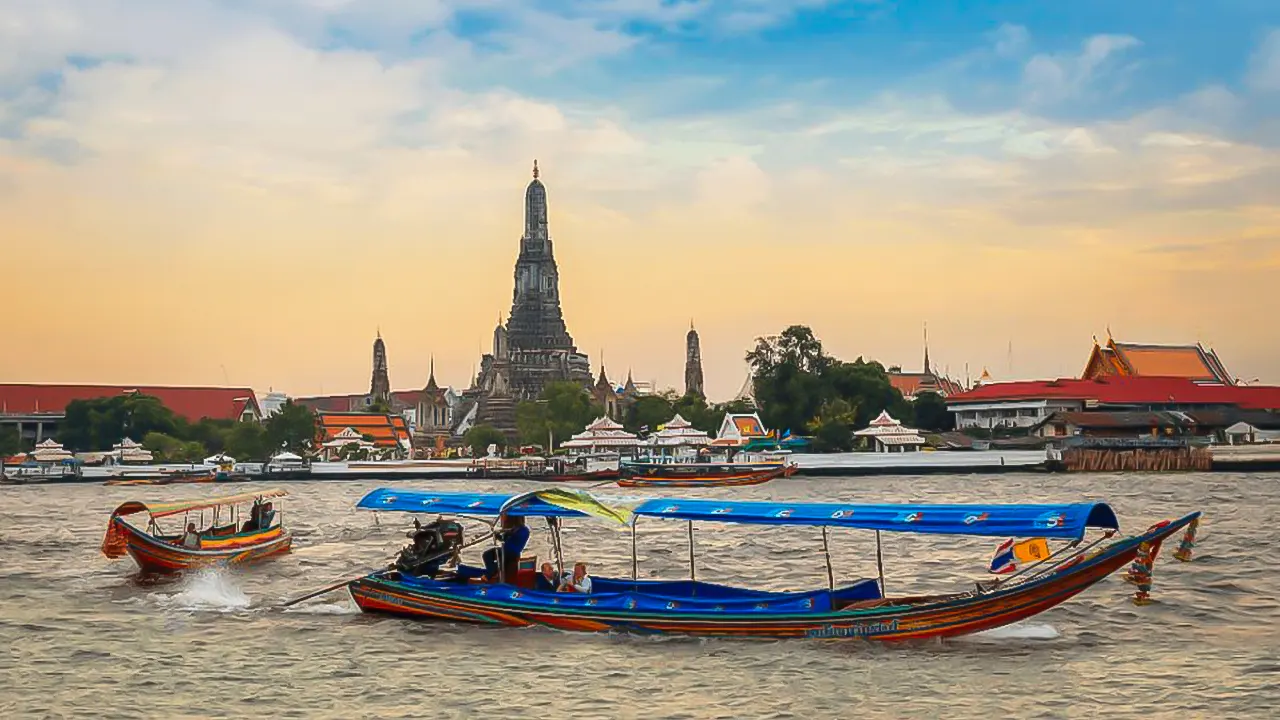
[949,377,1280,411]
[0,384,261,422]
[295,390,423,413]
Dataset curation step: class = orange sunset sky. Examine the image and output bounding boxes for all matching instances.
[3,3,1278,401]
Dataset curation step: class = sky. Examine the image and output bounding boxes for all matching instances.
[2,0,1278,401]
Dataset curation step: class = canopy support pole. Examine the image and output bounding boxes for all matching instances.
[630,517,639,586]
[687,520,696,585]
[822,527,834,591]
[875,530,886,596]
[550,517,565,580]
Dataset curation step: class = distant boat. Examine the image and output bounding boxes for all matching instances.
[101,489,292,573]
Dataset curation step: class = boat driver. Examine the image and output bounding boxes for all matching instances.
[179,522,202,549]
[483,515,529,582]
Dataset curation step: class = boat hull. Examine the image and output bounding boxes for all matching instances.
[617,464,794,488]
[106,517,292,573]
[539,469,621,483]
[349,513,1197,640]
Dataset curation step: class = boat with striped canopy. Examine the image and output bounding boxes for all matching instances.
[101,489,292,573]
[344,488,1201,640]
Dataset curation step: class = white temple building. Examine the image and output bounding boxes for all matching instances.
[112,437,154,464]
[641,414,711,458]
[31,438,74,464]
[854,411,926,453]
[560,416,639,455]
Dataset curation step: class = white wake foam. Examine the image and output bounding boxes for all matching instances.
[968,623,1061,642]
[283,600,358,615]
[154,570,251,612]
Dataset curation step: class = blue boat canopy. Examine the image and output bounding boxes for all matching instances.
[632,499,1119,540]
[357,489,1120,540]
[357,489,597,519]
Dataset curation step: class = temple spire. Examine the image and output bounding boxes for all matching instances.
[923,322,931,375]
[533,159,539,179]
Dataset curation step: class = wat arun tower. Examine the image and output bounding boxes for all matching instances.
[475,162,592,430]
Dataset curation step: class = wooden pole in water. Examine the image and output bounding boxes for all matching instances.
[822,527,835,591]
[875,530,886,596]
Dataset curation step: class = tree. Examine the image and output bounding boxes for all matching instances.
[223,421,268,460]
[744,325,913,444]
[142,432,206,463]
[516,382,602,449]
[464,424,507,456]
[912,392,954,432]
[0,425,23,456]
[59,393,183,451]
[808,398,859,452]
[624,395,675,435]
[265,400,317,454]
[186,418,234,455]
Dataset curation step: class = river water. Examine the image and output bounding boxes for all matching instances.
[1,473,1276,719]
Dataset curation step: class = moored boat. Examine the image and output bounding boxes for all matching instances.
[101,489,292,572]
[345,488,1201,641]
[617,462,794,487]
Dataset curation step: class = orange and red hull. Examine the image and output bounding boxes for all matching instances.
[102,517,292,573]
[617,464,794,488]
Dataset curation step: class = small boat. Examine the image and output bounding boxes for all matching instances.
[617,463,793,487]
[101,489,292,572]
[345,488,1201,641]
[618,457,797,487]
[537,456,621,483]
[104,468,217,486]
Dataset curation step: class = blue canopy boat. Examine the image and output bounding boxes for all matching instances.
[345,488,1200,640]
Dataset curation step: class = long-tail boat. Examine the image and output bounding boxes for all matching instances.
[101,489,292,572]
[617,459,796,488]
[345,488,1200,640]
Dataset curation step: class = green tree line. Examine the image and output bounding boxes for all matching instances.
[48,393,318,462]
[747,325,954,451]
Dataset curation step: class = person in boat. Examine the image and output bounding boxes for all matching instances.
[482,515,529,582]
[241,502,264,533]
[559,562,592,593]
[536,562,560,592]
[179,522,201,549]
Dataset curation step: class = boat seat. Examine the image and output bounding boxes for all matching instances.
[207,524,238,537]
[514,555,538,589]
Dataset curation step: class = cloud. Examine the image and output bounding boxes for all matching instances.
[1248,28,1280,92]
[991,23,1030,59]
[1022,34,1141,106]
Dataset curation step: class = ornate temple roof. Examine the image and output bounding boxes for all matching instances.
[1083,337,1233,384]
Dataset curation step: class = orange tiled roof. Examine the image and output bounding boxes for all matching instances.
[1083,339,1233,384]
[316,412,411,448]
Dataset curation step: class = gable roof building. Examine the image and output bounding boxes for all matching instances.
[0,384,261,422]
[1083,337,1233,384]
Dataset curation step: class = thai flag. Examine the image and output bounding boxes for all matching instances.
[989,538,1018,574]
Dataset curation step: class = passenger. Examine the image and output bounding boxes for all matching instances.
[482,516,529,582]
[179,522,201,549]
[241,503,263,533]
[535,562,560,592]
[559,562,592,593]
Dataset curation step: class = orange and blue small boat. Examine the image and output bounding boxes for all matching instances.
[346,488,1201,641]
[101,489,292,573]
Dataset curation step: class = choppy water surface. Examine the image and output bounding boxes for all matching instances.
[1,473,1277,718]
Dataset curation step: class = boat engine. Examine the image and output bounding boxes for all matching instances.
[395,517,465,578]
